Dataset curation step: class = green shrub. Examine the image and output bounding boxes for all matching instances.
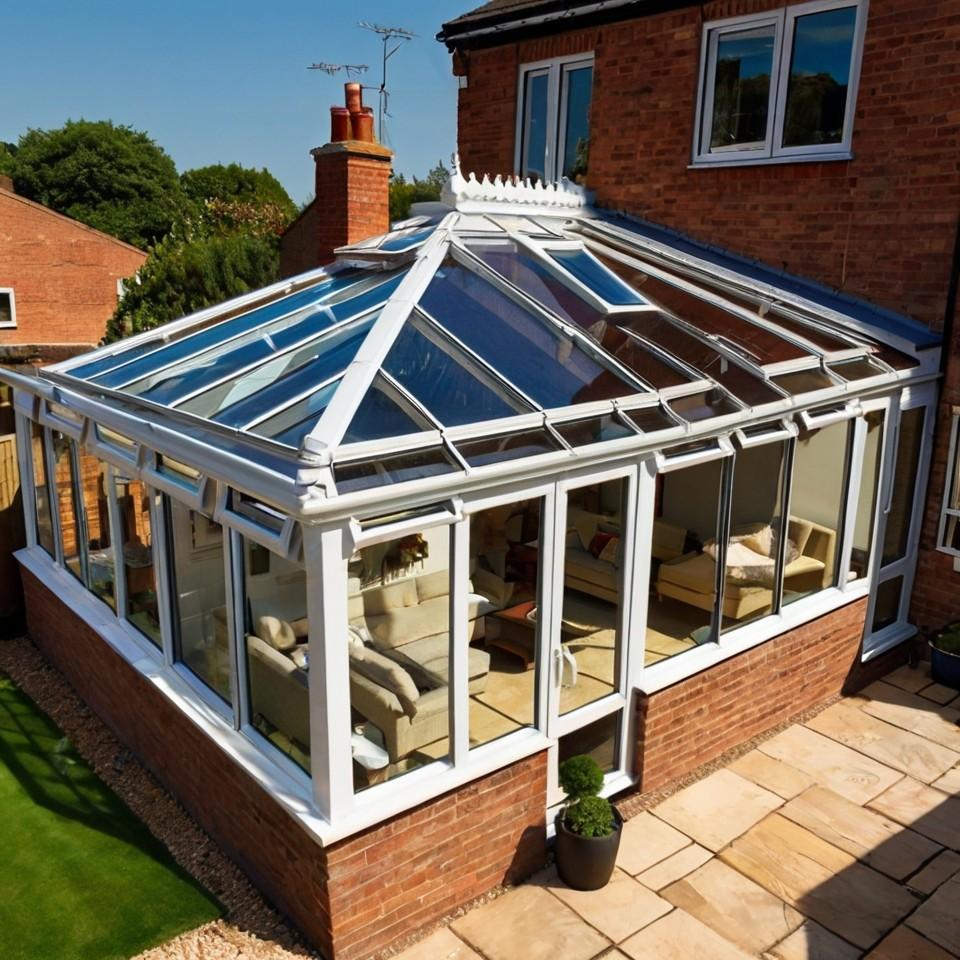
[934,623,960,656]
[566,796,615,838]
[559,755,605,801]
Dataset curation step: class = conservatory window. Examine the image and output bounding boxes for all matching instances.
[240,535,311,773]
[882,406,925,566]
[165,498,231,704]
[114,472,161,647]
[694,1,865,165]
[31,422,55,557]
[52,431,83,582]
[850,410,884,580]
[939,411,960,555]
[75,448,117,611]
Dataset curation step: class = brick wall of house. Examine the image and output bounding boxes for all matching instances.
[634,596,904,792]
[20,566,547,960]
[454,0,960,332]
[0,188,146,347]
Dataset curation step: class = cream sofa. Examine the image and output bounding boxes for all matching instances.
[656,516,836,621]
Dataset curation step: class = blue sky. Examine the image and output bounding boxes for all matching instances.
[0,0,469,205]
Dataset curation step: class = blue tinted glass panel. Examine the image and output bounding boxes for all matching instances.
[457,430,560,468]
[561,65,592,181]
[420,260,639,409]
[379,226,435,252]
[69,341,170,381]
[334,448,456,493]
[383,319,523,427]
[522,72,549,182]
[89,272,365,387]
[550,250,645,305]
[213,318,374,428]
[253,379,340,447]
[344,380,427,443]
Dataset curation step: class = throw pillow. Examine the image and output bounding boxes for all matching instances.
[256,615,297,652]
[588,530,616,559]
[473,567,515,608]
[347,624,373,648]
[598,535,621,567]
[350,648,421,718]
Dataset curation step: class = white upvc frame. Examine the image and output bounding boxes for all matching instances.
[693,0,868,167]
[937,407,960,557]
[515,53,595,184]
[0,287,15,329]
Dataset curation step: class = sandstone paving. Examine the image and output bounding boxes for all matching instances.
[619,908,752,960]
[882,664,933,693]
[614,810,690,876]
[651,768,783,852]
[920,683,960,706]
[865,923,957,960]
[857,682,960,752]
[907,849,960,895]
[805,700,960,783]
[719,813,919,949]
[934,764,960,795]
[729,749,816,800]
[868,776,960,850]
[451,885,608,960]
[758,724,903,804]
[392,927,481,960]
[779,785,942,880]
[906,873,960,956]
[661,857,802,954]
[762,920,861,960]
[635,842,712,891]
[545,868,672,943]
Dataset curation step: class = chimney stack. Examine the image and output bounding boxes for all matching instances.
[279,82,393,278]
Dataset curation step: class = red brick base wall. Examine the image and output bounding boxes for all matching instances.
[20,566,547,960]
[634,597,907,792]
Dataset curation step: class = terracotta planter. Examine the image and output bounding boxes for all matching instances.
[555,806,623,891]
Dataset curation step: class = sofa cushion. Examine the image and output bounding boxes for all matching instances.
[350,646,420,718]
[391,635,491,687]
[473,567,515,608]
[565,548,618,592]
[256,615,297,652]
[362,578,419,616]
[788,517,814,557]
[417,570,449,603]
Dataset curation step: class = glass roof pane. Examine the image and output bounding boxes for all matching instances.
[553,414,636,447]
[378,226,435,252]
[668,389,741,423]
[871,343,918,370]
[252,380,340,448]
[598,327,696,390]
[383,316,527,427]
[457,429,560,467]
[598,255,812,365]
[210,316,376,427]
[334,447,457,493]
[420,259,642,408]
[550,249,646,305]
[771,368,837,394]
[622,404,680,434]
[829,358,885,382]
[86,271,366,387]
[344,376,431,444]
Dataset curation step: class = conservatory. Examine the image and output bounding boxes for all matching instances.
[4,173,941,847]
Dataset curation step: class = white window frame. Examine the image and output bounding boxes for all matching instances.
[937,407,960,558]
[693,0,868,167]
[0,288,16,329]
[515,53,594,184]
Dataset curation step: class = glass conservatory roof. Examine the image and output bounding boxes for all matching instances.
[44,190,933,502]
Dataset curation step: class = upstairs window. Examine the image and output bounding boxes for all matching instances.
[0,289,15,328]
[517,55,593,184]
[939,410,960,556]
[694,0,866,165]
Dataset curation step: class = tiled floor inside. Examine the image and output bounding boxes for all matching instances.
[395,663,960,960]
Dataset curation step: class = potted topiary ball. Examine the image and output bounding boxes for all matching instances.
[930,622,960,690]
[555,755,623,890]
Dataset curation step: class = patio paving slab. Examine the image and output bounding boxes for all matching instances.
[758,725,903,804]
[615,810,690,876]
[868,777,960,850]
[763,920,861,960]
[729,749,816,800]
[934,764,960,795]
[864,924,957,960]
[857,682,960,752]
[546,867,671,943]
[450,885,608,960]
[651,769,783,852]
[661,857,803,954]
[393,927,482,960]
[920,683,960,706]
[906,873,960,956]
[636,842,712,891]
[619,908,752,960]
[780,785,942,880]
[805,701,960,784]
[719,813,918,949]
[883,664,932,693]
[908,849,960,895]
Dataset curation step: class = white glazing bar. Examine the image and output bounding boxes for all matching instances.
[15,414,38,550]
[449,520,470,766]
[230,529,251,728]
[44,427,65,568]
[220,518,242,728]
[105,464,128,627]
[838,415,865,590]
[150,491,177,667]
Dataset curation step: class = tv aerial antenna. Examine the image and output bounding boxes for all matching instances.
[307,62,369,78]
[358,21,415,143]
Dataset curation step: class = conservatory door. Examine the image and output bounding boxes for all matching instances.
[861,386,936,659]
[545,467,638,803]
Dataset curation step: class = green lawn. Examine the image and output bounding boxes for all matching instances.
[0,673,221,960]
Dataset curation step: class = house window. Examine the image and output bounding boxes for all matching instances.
[115,472,162,647]
[694,0,866,165]
[31,423,56,557]
[939,411,960,555]
[517,55,593,184]
[0,289,15,327]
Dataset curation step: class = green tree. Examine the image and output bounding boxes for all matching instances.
[107,232,278,341]
[389,160,449,222]
[7,120,184,248]
[0,142,16,177]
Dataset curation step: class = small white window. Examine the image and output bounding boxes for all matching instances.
[693,0,867,166]
[938,410,960,556]
[516,54,593,184]
[0,288,15,328]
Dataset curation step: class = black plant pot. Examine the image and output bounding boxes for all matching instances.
[555,806,623,891]
[930,639,960,690]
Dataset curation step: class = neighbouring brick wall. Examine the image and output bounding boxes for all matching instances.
[20,566,547,960]
[633,596,906,792]
[0,189,146,345]
[455,0,960,331]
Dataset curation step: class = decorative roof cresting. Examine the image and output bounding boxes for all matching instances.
[441,153,592,214]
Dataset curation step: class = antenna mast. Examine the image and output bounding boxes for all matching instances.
[358,21,415,143]
[307,62,369,77]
